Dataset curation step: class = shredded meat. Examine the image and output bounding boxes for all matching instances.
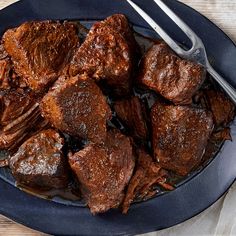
[122,149,173,214]
[69,14,138,95]
[138,41,206,104]
[9,129,68,189]
[151,101,214,176]
[40,75,111,143]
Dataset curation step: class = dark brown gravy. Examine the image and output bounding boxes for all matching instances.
[17,182,82,202]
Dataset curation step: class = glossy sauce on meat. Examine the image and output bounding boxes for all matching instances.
[40,75,111,143]
[138,41,205,104]
[68,14,138,96]
[151,102,214,176]
[9,129,69,189]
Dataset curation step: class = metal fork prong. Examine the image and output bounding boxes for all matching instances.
[126,0,187,56]
[153,0,199,47]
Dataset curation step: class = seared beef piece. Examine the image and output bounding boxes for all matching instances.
[0,159,8,167]
[69,14,137,95]
[0,89,48,151]
[122,149,173,214]
[9,129,68,189]
[3,21,79,92]
[69,130,135,214]
[204,89,235,127]
[139,41,206,104]
[40,75,111,143]
[151,101,213,176]
[114,96,148,140]
[0,108,48,151]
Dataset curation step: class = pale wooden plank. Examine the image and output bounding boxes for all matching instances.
[0,215,48,236]
[179,0,236,41]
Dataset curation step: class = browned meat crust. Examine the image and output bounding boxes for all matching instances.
[138,42,206,104]
[40,75,111,143]
[151,101,213,176]
[9,129,68,189]
[69,130,135,214]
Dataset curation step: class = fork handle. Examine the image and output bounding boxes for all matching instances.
[206,63,236,105]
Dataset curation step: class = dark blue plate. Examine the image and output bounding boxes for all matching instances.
[0,0,235,235]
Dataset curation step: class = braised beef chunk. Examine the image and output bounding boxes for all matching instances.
[3,21,79,92]
[151,101,213,176]
[9,129,68,189]
[69,14,137,95]
[69,130,134,214]
[139,42,205,104]
[204,89,235,127]
[122,149,173,214]
[114,96,148,140]
[0,89,48,151]
[0,89,35,126]
[40,75,111,143]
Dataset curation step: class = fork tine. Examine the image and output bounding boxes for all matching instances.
[153,0,199,45]
[126,0,187,56]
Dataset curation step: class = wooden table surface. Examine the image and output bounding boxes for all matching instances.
[0,0,235,235]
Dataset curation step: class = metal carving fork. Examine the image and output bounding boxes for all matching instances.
[127,0,236,104]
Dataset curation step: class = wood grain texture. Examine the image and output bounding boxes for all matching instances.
[180,0,236,41]
[0,0,234,235]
